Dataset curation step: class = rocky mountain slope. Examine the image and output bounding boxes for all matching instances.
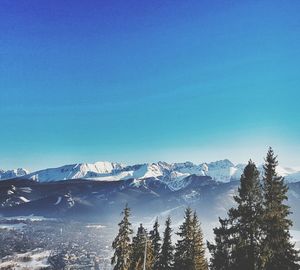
[0,174,299,229]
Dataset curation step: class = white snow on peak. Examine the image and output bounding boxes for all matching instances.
[207,159,235,169]
[276,167,300,183]
[24,161,124,182]
[255,165,300,183]
[0,168,29,180]
[134,163,165,179]
[1,159,300,185]
[204,160,243,182]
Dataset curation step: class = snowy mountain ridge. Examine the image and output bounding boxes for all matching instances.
[1,159,300,185]
[0,168,29,180]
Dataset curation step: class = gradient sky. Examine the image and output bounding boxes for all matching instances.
[1,0,300,171]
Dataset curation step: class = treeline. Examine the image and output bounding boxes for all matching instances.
[111,206,207,270]
[111,148,300,270]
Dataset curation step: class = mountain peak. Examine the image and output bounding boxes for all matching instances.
[208,159,235,168]
[1,159,300,186]
[0,168,29,180]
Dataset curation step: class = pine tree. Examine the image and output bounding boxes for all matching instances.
[174,208,208,270]
[144,239,155,270]
[174,207,195,270]
[208,161,264,270]
[111,204,133,270]
[207,218,233,270]
[158,216,174,270]
[130,224,154,270]
[150,217,161,270]
[191,212,208,270]
[261,148,300,270]
[229,160,264,270]
[130,224,146,270]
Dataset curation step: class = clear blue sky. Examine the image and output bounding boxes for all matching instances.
[1,0,300,171]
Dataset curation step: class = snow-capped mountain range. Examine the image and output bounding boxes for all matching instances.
[1,160,300,188]
[1,161,300,226]
[0,168,29,181]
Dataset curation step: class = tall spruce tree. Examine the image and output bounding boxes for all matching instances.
[158,216,174,270]
[174,207,194,270]
[130,224,146,270]
[207,217,233,270]
[130,224,154,270]
[150,217,161,270]
[111,204,133,270]
[191,212,208,270]
[174,208,208,270]
[261,148,299,270]
[229,160,264,270]
[209,161,264,270]
[144,239,154,270]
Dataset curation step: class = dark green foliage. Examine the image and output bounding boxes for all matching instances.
[129,224,147,270]
[209,149,300,270]
[229,160,264,270]
[261,148,300,270]
[150,217,161,270]
[207,218,233,270]
[174,207,194,269]
[111,204,133,270]
[112,149,300,270]
[158,216,174,270]
[174,208,208,270]
[129,223,154,270]
[192,212,208,270]
[209,160,264,270]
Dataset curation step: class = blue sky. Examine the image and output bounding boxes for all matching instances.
[1,0,300,170]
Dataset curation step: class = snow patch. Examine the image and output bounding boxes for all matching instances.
[19,196,30,203]
[54,196,62,205]
[0,223,26,230]
[19,187,32,193]
[86,224,106,229]
[0,249,51,269]
[0,215,56,221]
